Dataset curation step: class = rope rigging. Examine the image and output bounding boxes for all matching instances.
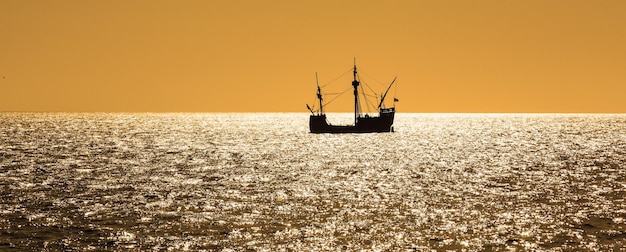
[320,68,352,88]
[360,70,386,88]
[322,87,352,107]
[361,80,378,99]
[360,84,377,114]
[310,65,397,113]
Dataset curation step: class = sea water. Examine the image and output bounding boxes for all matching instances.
[1,113,625,250]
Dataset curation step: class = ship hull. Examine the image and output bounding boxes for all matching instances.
[309,109,395,133]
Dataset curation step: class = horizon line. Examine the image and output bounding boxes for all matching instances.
[1,111,624,114]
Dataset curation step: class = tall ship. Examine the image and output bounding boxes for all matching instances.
[306,60,398,133]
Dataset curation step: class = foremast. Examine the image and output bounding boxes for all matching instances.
[316,73,323,116]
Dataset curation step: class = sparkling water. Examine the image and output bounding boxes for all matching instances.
[1,113,625,250]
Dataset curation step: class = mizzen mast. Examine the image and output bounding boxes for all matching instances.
[378,77,397,109]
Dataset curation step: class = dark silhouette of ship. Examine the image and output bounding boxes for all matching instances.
[307,60,398,133]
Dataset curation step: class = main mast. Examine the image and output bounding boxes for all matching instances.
[352,60,360,125]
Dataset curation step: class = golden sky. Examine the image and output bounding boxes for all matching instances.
[1,0,625,112]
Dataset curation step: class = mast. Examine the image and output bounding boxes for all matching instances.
[316,72,323,116]
[378,77,397,109]
[352,59,360,125]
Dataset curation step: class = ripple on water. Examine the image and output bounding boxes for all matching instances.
[0,113,625,250]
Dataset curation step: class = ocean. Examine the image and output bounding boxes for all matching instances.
[1,113,625,250]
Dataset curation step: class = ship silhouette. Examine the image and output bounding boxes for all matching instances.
[307,60,398,133]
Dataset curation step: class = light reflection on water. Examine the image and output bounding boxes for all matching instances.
[1,113,625,250]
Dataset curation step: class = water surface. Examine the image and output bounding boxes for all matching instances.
[1,113,625,250]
